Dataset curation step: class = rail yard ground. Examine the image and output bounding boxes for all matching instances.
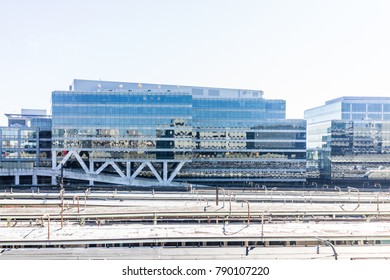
[1,186,390,260]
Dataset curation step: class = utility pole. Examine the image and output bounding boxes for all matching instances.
[60,164,64,228]
[216,187,219,206]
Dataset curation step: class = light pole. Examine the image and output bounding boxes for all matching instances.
[244,200,250,226]
[270,187,277,202]
[229,191,233,214]
[377,192,383,212]
[220,188,226,208]
[73,195,80,214]
[280,191,286,205]
[261,211,264,238]
[84,188,90,210]
[216,187,219,206]
[60,188,65,228]
[59,164,65,228]
[42,214,50,240]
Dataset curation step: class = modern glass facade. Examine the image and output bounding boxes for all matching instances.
[0,111,52,169]
[51,79,306,186]
[52,91,193,161]
[305,97,390,183]
[328,120,390,181]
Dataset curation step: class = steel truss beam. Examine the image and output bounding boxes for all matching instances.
[52,149,186,186]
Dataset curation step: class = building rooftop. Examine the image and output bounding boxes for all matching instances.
[69,79,265,99]
[325,96,390,105]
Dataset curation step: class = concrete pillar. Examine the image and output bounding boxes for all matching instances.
[163,162,168,182]
[15,175,20,185]
[32,174,38,185]
[52,150,57,169]
[126,161,131,177]
[51,176,56,185]
[89,158,94,173]
[89,158,94,186]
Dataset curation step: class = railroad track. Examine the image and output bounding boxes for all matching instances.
[1,189,390,256]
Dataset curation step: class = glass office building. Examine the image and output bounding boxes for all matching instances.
[51,79,306,187]
[0,110,52,185]
[305,97,390,183]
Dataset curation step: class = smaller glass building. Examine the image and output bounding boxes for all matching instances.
[0,110,52,169]
[305,97,390,183]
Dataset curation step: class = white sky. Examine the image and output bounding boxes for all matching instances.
[1,0,389,125]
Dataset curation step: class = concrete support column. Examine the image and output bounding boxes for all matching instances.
[15,175,20,185]
[163,162,168,182]
[126,162,131,178]
[89,158,94,186]
[52,150,57,169]
[51,176,56,185]
[32,174,38,185]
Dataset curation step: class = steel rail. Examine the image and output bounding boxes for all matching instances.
[1,234,390,247]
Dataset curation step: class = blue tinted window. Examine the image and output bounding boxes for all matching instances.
[383,104,390,112]
[342,103,350,112]
[367,104,382,112]
[342,113,350,120]
[351,113,365,120]
[351,103,366,112]
[368,114,382,120]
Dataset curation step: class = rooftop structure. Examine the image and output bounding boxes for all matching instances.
[71,79,265,99]
[6,109,50,129]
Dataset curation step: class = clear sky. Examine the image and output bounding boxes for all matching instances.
[1,0,389,125]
